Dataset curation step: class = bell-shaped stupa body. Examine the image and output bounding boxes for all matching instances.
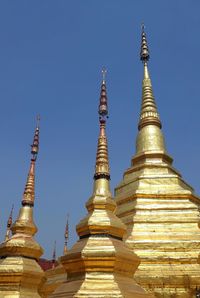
[50,72,152,298]
[115,27,200,297]
[0,122,44,297]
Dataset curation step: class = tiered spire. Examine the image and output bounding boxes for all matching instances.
[131,24,169,160]
[0,117,43,259]
[22,123,39,207]
[76,69,125,239]
[94,68,110,180]
[63,214,69,255]
[11,119,40,238]
[4,205,14,241]
[138,24,162,131]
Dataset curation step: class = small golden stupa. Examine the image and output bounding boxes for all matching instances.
[63,215,69,256]
[50,71,152,297]
[115,25,200,297]
[39,221,68,297]
[4,205,14,242]
[0,121,44,297]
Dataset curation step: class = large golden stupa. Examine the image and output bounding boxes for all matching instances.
[115,26,200,297]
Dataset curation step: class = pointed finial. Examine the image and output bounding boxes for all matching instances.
[9,204,14,221]
[22,120,40,207]
[138,24,162,133]
[36,114,40,128]
[102,67,107,83]
[98,68,108,120]
[140,23,150,63]
[5,204,14,241]
[141,22,145,31]
[31,116,40,161]
[64,214,69,255]
[94,71,110,180]
[52,240,56,269]
[137,25,162,131]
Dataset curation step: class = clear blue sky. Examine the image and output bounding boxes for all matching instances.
[0,1,200,258]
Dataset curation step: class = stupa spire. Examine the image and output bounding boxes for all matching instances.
[11,118,40,237]
[94,68,110,180]
[22,119,39,207]
[4,204,14,241]
[131,24,169,158]
[76,68,125,240]
[52,240,56,269]
[0,118,44,297]
[138,24,162,131]
[63,214,69,255]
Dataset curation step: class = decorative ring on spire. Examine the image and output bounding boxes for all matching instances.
[98,68,108,120]
[140,23,150,62]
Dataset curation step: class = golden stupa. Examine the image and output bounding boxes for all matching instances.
[115,26,200,297]
[39,262,67,298]
[39,223,68,297]
[50,71,152,298]
[4,205,14,242]
[0,122,44,297]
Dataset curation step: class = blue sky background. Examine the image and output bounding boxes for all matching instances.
[0,1,200,258]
